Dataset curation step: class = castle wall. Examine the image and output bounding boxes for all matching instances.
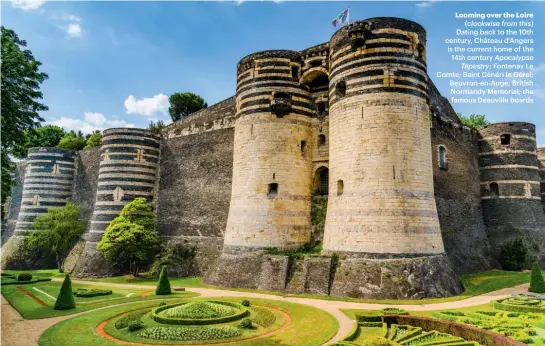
[72,147,101,222]
[536,147,545,207]
[478,123,545,266]
[430,116,495,273]
[1,162,27,244]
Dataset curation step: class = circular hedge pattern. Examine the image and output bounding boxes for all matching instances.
[151,301,249,325]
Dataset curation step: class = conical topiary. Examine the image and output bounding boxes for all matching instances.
[155,265,171,295]
[529,262,545,293]
[54,274,76,310]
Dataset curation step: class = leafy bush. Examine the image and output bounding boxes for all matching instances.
[251,307,276,328]
[381,307,408,315]
[241,300,250,307]
[17,273,32,281]
[54,274,75,310]
[162,302,234,319]
[361,336,391,346]
[139,326,241,341]
[127,320,143,332]
[499,238,528,271]
[155,265,171,295]
[239,318,252,329]
[115,309,148,329]
[529,262,545,293]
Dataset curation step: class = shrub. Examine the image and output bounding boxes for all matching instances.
[240,318,252,329]
[499,238,527,271]
[241,300,250,307]
[54,274,76,310]
[155,265,171,295]
[151,301,249,326]
[128,320,143,332]
[139,326,241,341]
[382,307,408,315]
[361,336,391,346]
[115,309,148,329]
[356,313,382,322]
[529,262,545,293]
[162,302,234,319]
[17,273,32,281]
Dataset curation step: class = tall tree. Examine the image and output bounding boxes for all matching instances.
[1,26,48,216]
[25,202,87,272]
[168,92,207,122]
[148,120,166,134]
[57,131,86,150]
[84,130,102,149]
[457,112,490,128]
[12,125,66,158]
[97,198,160,275]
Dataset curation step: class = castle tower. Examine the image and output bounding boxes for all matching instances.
[222,50,313,253]
[72,128,161,276]
[2,147,76,269]
[537,147,545,208]
[479,123,545,265]
[323,18,463,298]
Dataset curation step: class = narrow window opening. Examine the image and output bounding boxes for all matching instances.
[318,134,326,146]
[268,183,278,197]
[316,102,326,113]
[337,180,344,196]
[500,134,511,145]
[490,183,499,198]
[291,66,299,80]
[273,173,275,180]
[336,81,346,97]
[300,140,307,155]
[393,165,396,180]
[438,145,448,170]
[319,169,329,195]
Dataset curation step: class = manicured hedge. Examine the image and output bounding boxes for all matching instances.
[343,321,361,342]
[356,313,382,322]
[151,301,249,326]
[493,299,545,314]
[393,315,526,346]
[17,273,33,281]
[54,275,75,310]
[529,262,545,293]
[358,322,383,327]
[155,266,171,295]
[73,288,113,297]
[0,278,52,286]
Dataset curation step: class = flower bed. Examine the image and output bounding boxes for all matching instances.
[151,301,249,326]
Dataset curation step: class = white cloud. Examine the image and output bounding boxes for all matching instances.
[11,0,46,11]
[124,93,169,117]
[51,13,81,21]
[47,113,135,134]
[530,63,545,74]
[66,23,82,38]
[416,0,437,8]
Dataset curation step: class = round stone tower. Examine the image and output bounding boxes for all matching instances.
[222,50,313,253]
[538,147,545,208]
[479,122,545,265]
[323,18,463,298]
[2,147,76,269]
[72,128,161,277]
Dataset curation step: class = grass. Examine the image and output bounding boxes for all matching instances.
[0,280,199,319]
[7,269,538,305]
[40,297,339,346]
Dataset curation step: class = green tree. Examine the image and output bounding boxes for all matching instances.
[148,120,166,134]
[25,202,87,272]
[529,262,545,293]
[499,237,528,271]
[155,265,171,295]
[57,131,86,150]
[84,131,102,149]
[168,92,207,122]
[54,274,76,310]
[1,26,48,216]
[97,198,160,275]
[12,125,66,158]
[457,112,490,128]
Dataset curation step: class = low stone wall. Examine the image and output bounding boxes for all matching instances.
[205,252,463,299]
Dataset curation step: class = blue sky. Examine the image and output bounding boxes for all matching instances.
[3,1,545,144]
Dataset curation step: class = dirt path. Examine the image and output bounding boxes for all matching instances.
[1,280,530,346]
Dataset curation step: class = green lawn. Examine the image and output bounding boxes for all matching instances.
[1,280,199,319]
[39,297,339,346]
[5,269,537,305]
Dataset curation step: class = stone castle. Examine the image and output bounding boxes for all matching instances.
[2,17,545,299]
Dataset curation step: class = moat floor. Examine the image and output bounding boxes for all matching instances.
[1,279,530,346]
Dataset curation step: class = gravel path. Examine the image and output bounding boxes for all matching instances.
[1,279,530,346]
